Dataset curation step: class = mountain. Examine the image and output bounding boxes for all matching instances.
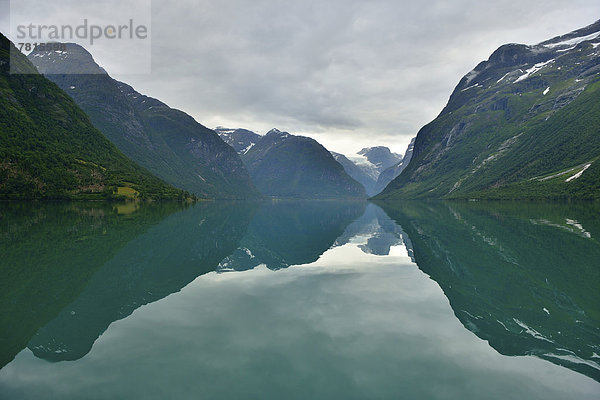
[214,125,399,197]
[377,21,600,200]
[331,146,403,196]
[27,44,259,199]
[331,152,380,196]
[215,127,262,154]
[372,137,415,196]
[357,146,402,172]
[0,34,184,200]
[216,202,413,273]
[241,129,366,199]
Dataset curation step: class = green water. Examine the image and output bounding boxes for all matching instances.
[0,200,598,399]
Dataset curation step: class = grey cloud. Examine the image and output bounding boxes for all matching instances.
[11,0,600,154]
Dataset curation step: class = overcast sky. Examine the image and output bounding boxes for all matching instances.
[4,1,600,155]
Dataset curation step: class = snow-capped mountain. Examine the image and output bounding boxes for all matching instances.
[331,152,379,195]
[357,147,402,173]
[332,146,405,196]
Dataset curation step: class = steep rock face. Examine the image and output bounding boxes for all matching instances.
[215,127,262,155]
[378,20,600,200]
[28,44,259,199]
[0,34,183,200]
[242,129,366,199]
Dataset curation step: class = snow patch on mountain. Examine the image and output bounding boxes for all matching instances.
[543,31,600,49]
[461,83,482,92]
[496,72,511,84]
[464,69,480,85]
[242,143,255,154]
[544,353,600,372]
[513,319,555,343]
[349,154,372,166]
[514,59,555,83]
[348,155,379,180]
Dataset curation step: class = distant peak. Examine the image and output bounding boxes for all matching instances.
[358,146,396,158]
[265,128,292,139]
[358,146,389,154]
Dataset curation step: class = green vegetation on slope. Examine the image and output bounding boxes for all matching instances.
[0,34,188,200]
[450,77,600,200]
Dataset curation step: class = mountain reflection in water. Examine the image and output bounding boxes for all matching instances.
[378,200,600,382]
[0,200,598,389]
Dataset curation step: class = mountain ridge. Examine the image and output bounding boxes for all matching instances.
[28,43,259,199]
[241,128,367,199]
[215,127,262,155]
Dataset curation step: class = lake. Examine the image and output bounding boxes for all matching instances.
[0,200,599,399]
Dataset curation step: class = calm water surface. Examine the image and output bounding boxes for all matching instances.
[0,200,598,399]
